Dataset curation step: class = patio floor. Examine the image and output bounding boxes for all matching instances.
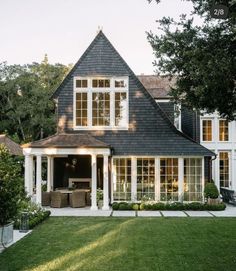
[46,204,236,217]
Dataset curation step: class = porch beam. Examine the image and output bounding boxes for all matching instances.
[102,155,109,210]
[36,155,42,205]
[91,154,98,210]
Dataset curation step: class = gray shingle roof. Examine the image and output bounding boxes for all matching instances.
[50,31,213,157]
[0,134,23,156]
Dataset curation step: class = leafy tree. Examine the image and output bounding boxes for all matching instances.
[147,0,236,120]
[0,144,24,225]
[0,56,71,142]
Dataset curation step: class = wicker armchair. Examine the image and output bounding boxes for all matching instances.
[69,191,86,208]
[42,192,51,206]
[50,191,68,208]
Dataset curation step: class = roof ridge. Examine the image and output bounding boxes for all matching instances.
[52,31,104,99]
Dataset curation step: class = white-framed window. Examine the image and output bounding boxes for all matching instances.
[160,158,178,201]
[184,158,202,201]
[219,152,229,187]
[137,158,155,200]
[219,120,229,141]
[113,158,131,201]
[74,77,128,130]
[202,119,212,141]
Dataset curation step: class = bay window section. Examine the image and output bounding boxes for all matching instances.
[219,152,229,187]
[137,158,155,200]
[184,158,202,201]
[219,120,229,141]
[92,93,110,126]
[160,158,178,201]
[115,92,127,126]
[113,158,131,201]
[75,93,88,126]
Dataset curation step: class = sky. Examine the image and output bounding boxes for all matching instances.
[0,0,195,74]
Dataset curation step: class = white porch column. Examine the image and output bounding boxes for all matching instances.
[102,155,109,210]
[36,155,42,205]
[47,156,52,192]
[178,158,184,202]
[131,157,137,201]
[155,157,160,201]
[24,154,30,195]
[28,155,34,196]
[91,154,98,210]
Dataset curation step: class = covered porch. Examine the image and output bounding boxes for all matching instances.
[22,134,111,210]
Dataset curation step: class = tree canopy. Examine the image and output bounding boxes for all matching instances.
[147,0,236,120]
[0,56,71,143]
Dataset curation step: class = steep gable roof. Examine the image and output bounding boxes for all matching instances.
[51,31,214,157]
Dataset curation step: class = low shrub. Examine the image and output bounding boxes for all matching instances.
[118,202,132,210]
[203,203,226,211]
[131,203,139,211]
[204,182,219,199]
[112,202,119,210]
[112,201,226,211]
[14,200,51,229]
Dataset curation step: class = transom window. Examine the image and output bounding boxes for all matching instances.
[219,152,229,187]
[74,77,128,129]
[202,119,212,141]
[219,120,229,141]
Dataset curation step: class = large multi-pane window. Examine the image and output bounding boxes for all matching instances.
[184,158,202,201]
[219,152,229,187]
[202,120,212,141]
[160,158,178,201]
[74,77,128,129]
[219,120,229,141]
[92,93,110,126]
[75,93,87,126]
[137,158,155,200]
[113,158,131,201]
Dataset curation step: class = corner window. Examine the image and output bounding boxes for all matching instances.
[219,120,229,141]
[74,77,128,129]
[202,120,212,141]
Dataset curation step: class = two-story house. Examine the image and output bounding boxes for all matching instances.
[22,31,214,210]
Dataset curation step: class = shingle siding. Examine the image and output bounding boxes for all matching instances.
[181,106,200,143]
[54,31,213,157]
[157,102,175,123]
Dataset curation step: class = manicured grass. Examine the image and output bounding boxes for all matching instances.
[0,217,236,271]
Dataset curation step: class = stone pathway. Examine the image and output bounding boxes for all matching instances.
[48,204,236,217]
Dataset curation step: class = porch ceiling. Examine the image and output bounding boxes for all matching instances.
[21,133,111,149]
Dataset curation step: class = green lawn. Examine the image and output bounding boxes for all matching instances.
[0,217,236,271]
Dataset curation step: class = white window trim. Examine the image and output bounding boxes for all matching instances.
[73,76,129,130]
[219,118,229,142]
[201,118,213,142]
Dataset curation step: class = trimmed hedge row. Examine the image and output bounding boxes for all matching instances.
[14,210,51,229]
[112,202,226,211]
